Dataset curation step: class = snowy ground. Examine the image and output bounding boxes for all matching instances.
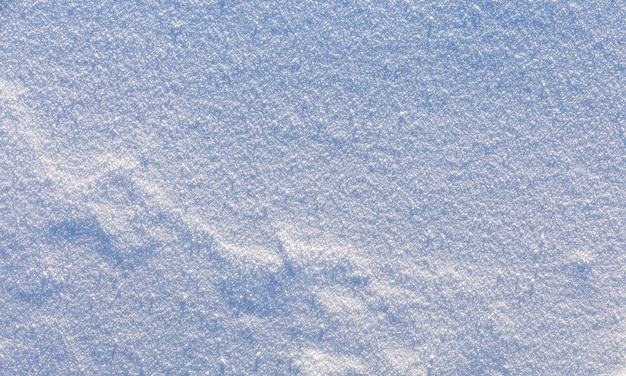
[1,1,625,374]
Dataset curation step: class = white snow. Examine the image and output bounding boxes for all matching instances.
[1,0,625,374]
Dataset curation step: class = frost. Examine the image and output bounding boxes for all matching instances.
[1,0,625,374]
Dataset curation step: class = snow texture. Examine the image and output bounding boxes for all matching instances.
[0,0,625,375]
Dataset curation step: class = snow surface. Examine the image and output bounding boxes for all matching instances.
[0,0,625,375]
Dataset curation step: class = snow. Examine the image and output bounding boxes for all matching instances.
[1,0,625,374]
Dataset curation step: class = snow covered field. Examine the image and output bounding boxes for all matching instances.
[1,1,625,374]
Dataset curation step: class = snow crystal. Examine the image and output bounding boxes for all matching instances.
[1,0,625,374]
